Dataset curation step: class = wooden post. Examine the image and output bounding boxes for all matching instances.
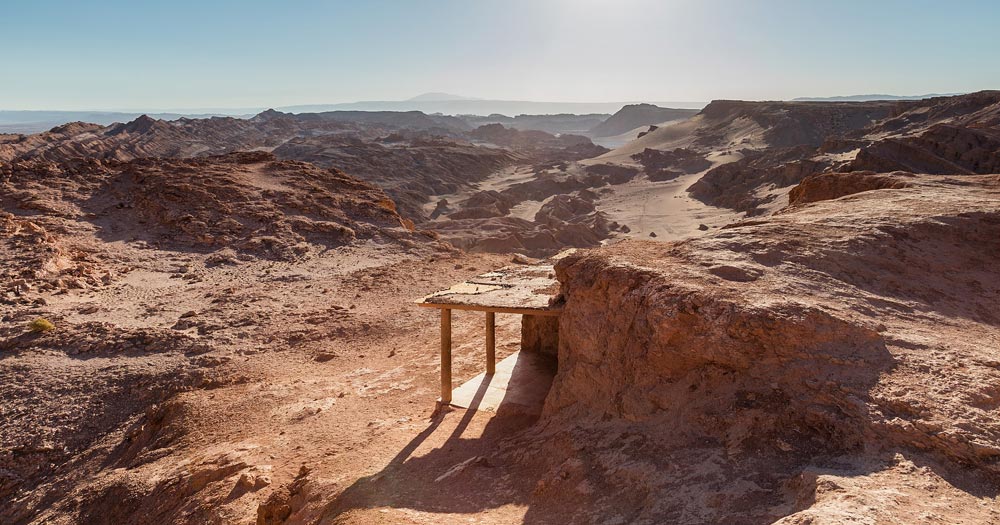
[486,311,496,375]
[440,308,452,404]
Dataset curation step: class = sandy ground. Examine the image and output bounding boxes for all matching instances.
[594,174,734,239]
[2,231,559,523]
[594,151,743,240]
[421,149,745,245]
[591,116,708,163]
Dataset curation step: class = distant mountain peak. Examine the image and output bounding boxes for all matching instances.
[253,108,287,121]
[407,92,481,102]
[119,114,161,134]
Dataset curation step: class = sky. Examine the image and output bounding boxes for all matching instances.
[2,0,999,110]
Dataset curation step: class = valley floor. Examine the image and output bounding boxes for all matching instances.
[1,237,557,523]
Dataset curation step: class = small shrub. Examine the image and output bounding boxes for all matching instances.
[29,318,55,333]
[375,198,398,212]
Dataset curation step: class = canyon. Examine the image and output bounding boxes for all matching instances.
[2,92,1000,524]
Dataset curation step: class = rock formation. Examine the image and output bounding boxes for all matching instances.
[4,93,1000,524]
[1,111,612,223]
[511,172,1000,523]
[2,152,435,262]
[460,113,610,135]
[588,103,699,138]
[634,91,1000,215]
[271,135,519,219]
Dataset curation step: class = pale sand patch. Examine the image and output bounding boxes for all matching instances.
[590,116,694,150]
[596,150,744,241]
[507,195,553,221]
[596,173,738,241]
[591,110,772,166]
[590,115,707,164]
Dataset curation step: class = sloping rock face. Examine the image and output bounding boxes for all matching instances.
[842,91,1000,175]
[688,92,1000,215]
[430,209,621,258]
[588,104,699,138]
[694,99,897,149]
[788,171,914,205]
[0,323,218,522]
[689,146,825,213]
[509,173,1000,523]
[271,135,520,219]
[631,147,712,174]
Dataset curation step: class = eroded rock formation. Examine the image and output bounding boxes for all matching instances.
[2,152,438,262]
[499,172,1000,523]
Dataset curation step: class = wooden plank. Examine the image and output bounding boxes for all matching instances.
[441,308,452,404]
[417,265,561,313]
[418,302,562,317]
[486,311,496,375]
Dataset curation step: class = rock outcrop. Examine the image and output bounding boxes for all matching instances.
[2,152,436,261]
[503,172,1000,523]
[842,93,1000,175]
[632,147,712,174]
[787,171,914,205]
[0,212,113,305]
[271,135,519,219]
[588,104,699,138]
[459,113,610,135]
[429,166,637,256]
[677,91,1000,215]
[688,146,825,213]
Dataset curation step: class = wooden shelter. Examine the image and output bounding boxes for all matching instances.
[417,265,563,405]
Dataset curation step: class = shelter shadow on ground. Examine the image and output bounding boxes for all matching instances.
[320,349,556,521]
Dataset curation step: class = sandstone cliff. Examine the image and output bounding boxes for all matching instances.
[502,172,1000,523]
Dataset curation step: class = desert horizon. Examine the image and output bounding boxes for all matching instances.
[3,1,1000,524]
[0,91,966,134]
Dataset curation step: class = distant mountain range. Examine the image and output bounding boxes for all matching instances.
[0,110,255,134]
[0,96,706,134]
[275,99,706,118]
[3,92,977,135]
[791,93,963,102]
[406,92,482,102]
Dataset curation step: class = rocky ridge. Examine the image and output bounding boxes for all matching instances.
[1,152,435,270]
[511,171,1000,523]
[678,91,1000,214]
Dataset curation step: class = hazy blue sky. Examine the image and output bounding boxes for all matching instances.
[2,0,998,110]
